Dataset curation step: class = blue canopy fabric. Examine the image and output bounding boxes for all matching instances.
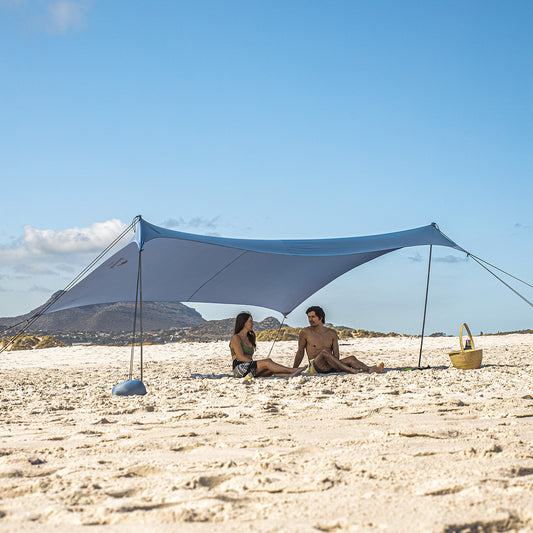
[44,218,466,316]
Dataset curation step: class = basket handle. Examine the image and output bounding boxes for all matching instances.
[459,323,475,350]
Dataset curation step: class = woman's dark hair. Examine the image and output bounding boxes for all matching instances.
[233,312,256,347]
[306,305,325,323]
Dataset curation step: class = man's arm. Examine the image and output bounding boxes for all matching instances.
[331,329,340,359]
[293,330,307,368]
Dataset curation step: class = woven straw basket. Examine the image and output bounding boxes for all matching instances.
[448,323,483,370]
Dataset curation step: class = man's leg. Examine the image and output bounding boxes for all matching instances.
[372,362,385,373]
[341,356,384,373]
[341,355,370,372]
[313,350,362,375]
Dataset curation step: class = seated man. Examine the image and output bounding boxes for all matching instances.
[293,306,384,375]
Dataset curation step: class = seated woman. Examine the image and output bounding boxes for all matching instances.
[230,312,303,378]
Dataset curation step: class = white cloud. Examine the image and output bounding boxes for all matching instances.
[408,251,467,264]
[0,0,91,34]
[28,284,52,293]
[162,216,221,235]
[56,264,76,273]
[14,264,56,275]
[408,252,423,263]
[47,0,89,34]
[24,219,128,254]
[434,255,468,264]
[0,0,23,7]
[0,219,131,265]
[513,222,530,231]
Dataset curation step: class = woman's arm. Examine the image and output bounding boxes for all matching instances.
[230,335,252,362]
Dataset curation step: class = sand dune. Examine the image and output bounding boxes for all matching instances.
[1,334,533,532]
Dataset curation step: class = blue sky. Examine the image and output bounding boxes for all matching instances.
[1,0,531,334]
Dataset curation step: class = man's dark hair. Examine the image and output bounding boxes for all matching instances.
[306,306,325,323]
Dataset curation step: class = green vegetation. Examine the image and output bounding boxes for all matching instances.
[106,340,159,346]
[256,327,301,341]
[482,329,533,336]
[338,328,401,339]
[256,327,402,341]
[0,334,66,351]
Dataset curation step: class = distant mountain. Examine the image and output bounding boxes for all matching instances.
[179,316,287,342]
[0,290,295,340]
[0,299,205,333]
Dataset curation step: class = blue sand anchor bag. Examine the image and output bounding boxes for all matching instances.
[112,379,147,396]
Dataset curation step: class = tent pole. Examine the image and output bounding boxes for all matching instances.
[267,314,287,358]
[112,244,147,396]
[129,250,142,381]
[111,243,146,396]
[139,249,144,382]
[418,245,433,368]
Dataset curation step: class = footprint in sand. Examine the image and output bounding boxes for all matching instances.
[444,514,527,533]
[118,464,163,478]
[185,474,231,489]
[105,488,139,498]
[262,402,280,413]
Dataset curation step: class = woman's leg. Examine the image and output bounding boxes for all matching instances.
[255,358,301,377]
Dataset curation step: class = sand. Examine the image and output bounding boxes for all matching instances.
[1,334,533,532]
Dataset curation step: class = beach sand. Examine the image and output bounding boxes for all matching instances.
[1,334,533,532]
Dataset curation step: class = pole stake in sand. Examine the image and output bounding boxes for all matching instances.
[113,220,147,396]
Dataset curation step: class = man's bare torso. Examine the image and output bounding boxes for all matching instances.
[301,325,337,360]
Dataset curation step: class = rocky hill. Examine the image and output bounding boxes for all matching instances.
[0,292,290,343]
[179,316,286,342]
[0,300,205,333]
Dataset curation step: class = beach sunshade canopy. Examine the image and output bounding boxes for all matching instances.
[45,218,466,316]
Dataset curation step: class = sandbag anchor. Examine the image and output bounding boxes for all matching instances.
[112,379,147,396]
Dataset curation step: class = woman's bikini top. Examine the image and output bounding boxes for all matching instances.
[230,337,255,360]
